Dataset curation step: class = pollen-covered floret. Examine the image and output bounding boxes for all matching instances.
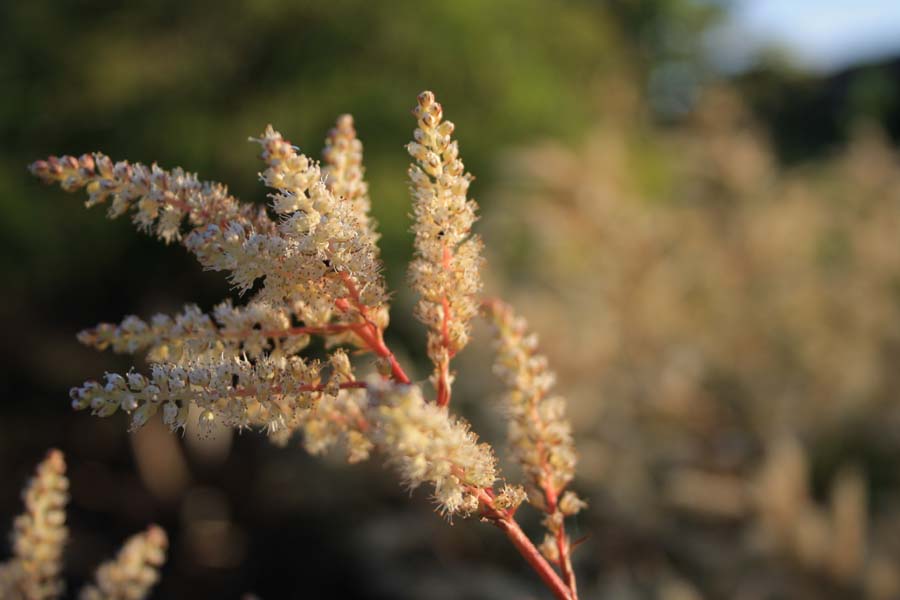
[368,381,496,516]
[493,484,529,512]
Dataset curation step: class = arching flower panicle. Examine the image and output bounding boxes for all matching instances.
[29,154,273,244]
[69,355,326,433]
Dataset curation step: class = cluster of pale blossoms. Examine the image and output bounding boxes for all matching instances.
[0,451,167,600]
[485,299,583,593]
[30,91,585,600]
[407,91,483,407]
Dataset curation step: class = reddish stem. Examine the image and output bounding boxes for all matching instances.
[475,489,572,600]
[556,527,577,598]
[299,381,367,392]
[254,323,356,339]
[235,380,367,398]
[435,243,454,407]
[352,321,411,384]
[495,518,573,600]
[336,273,411,385]
[530,403,577,597]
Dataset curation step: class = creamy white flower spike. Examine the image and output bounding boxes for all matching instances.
[485,299,582,591]
[0,450,69,600]
[79,525,167,600]
[29,153,274,243]
[69,354,327,434]
[406,91,484,406]
[77,301,311,362]
[252,125,386,310]
[368,380,498,516]
[323,114,379,246]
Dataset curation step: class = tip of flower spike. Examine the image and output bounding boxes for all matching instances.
[29,158,62,181]
[248,125,278,145]
[417,91,435,108]
[334,114,355,131]
[29,159,48,175]
[44,448,66,472]
[413,92,443,126]
[144,524,169,549]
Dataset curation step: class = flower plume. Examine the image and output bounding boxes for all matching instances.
[407,90,483,406]
[30,92,583,600]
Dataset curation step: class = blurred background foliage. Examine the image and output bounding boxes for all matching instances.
[3,0,900,598]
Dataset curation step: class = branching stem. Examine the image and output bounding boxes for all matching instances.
[476,489,573,600]
[336,273,411,384]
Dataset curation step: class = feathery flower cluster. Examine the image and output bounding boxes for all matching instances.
[0,450,68,600]
[79,526,168,600]
[485,300,578,497]
[294,387,373,462]
[249,124,385,310]
[69,354,331,434]
[31,91,582,600]
[368,381,501,516]
[275,350,374,464]
[323,115,378,245]
[407,91,483,406]
[77,301,313,362]
[28,153,273,244]
[41,115,390,447]
[485,299,583,593]
[0,452,167,600]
